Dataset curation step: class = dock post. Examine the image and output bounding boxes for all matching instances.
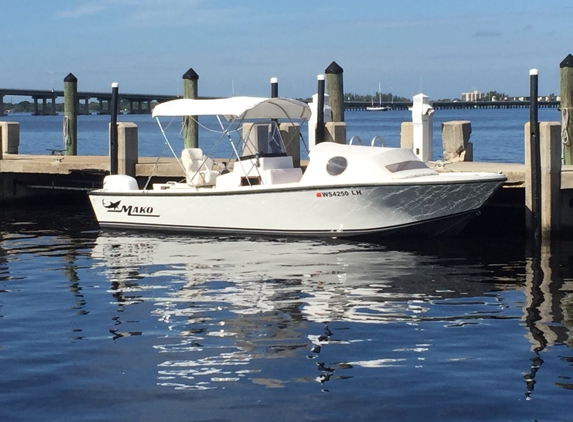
[109,82,119,175]
[0,94,4,116]
[540,122,562,238]
[63,73,78,155]
[280,122,301,168]
[325,61,344,122]
[183,68,199,149]
[441,121,473,162]
[560,54,573,165]
[400,122,413,149]
[411,93,434,161]
[0,122,20,155]
[117,122,138,177]
[316,74,325,145]
[525,121,562,238]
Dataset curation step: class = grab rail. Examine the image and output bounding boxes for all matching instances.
[370,136,385,147]
[348,136,363,145]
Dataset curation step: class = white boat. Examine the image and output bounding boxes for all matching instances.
[365,105,390,112]
[88,96,506,238]
[366,84,390,111]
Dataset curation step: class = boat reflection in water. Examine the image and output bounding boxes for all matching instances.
[90,232,569,393]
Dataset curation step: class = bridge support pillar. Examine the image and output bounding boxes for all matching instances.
[52,96,57,115]
[32,98,39,115]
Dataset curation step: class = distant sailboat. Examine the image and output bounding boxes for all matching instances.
[366,83,390,111]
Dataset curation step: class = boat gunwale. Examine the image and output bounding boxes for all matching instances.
[88,177,506,197]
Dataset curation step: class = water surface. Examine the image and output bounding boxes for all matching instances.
[1,205,572,421]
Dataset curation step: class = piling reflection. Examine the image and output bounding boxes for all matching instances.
[89,232,550,391]
[522,240,573,397]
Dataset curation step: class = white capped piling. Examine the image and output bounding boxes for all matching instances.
[411,93,434,161]
[325,61,344,122]
[109,82,119,175]
[528,69,541,242]
[560,54,573,165]
[315,74,326,145]
[307,90,330,150]
[183,68,199,149]
[270,77,278,98]
[63,73,78,156]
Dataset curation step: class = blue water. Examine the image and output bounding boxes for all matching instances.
[0,203,572,421]
[1,109,572,421]
[2,107,560,162]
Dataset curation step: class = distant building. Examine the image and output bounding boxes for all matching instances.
[461,90,484,101]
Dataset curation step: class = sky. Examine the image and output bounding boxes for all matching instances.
[2,0,572,101]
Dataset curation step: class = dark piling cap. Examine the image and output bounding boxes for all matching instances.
[560,54,573,68]
[183,68,199,80]
[325,61,343,74]
[64,73,77,83]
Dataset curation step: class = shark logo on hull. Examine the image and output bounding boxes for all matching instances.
[101,199,160,217]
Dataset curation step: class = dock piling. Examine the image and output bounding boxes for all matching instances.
[528,69,541,242]
[109,82,119,175]
[270,77,278,98]
[0,122,19,155]
[117,122,138,177]
[560,54,573,165]
[63,73,78,156]
[182,68,199,149]
[315,74,325,145]
[325,61,344,122]
[441,121,473,162]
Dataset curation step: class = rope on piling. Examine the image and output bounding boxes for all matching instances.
[562,107,571,146]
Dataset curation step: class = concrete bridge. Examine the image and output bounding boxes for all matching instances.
[2,87,560,116]
[0,87,180,116]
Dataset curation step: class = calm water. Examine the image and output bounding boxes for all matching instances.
[1,109,572,421]
[1,204,573,421]
[1,107,560,162]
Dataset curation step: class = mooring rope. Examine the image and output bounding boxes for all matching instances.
[562,107,571,146]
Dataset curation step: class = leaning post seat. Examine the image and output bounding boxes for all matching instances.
[181,148,219,187]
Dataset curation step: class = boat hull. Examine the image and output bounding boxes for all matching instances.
[88,179,503,238]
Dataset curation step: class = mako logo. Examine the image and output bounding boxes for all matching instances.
[102,199,160,217]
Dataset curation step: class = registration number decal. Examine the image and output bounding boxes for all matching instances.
[316,190,361,197]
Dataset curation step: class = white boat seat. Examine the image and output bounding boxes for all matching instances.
[181,148,219,187]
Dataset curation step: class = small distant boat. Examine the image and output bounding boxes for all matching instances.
[366,83,390,111]
[366,105,390,112]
